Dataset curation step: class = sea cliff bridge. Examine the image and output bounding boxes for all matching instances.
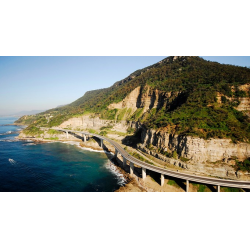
[42,127,250,192]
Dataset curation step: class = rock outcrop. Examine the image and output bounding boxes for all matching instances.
[138,126,250,180]
[140,128,250,164]
[217,83,250,113]
[108,85,180,117]
[59,115,129,133]
[138,143,250,180]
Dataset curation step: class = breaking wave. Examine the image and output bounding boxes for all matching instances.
[9,158,17,165]
[24,143,36,146]
[0,131,12,135]
[0,139,18,142]
[104,161,126,186]
[61,141,113,154]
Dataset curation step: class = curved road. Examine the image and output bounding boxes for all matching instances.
[46,127,250,190]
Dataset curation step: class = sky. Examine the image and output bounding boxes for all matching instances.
[0,56,250,115]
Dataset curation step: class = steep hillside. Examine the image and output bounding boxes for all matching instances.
[16,56,250,142]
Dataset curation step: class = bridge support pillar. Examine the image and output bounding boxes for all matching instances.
[123,157,126,167]
[130,162,134,176]
[161,174,164,187]
[83,134,86,142]
[66,131,69,139]
[115,149,118,158]
[142,168,146,180]
[186,180,189,192]
[218,185,220,192]
[100,139,103,148]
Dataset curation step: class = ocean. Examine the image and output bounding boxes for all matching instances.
[0,117,126,192]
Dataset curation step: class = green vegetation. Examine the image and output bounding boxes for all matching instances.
[167,179,179,187]
[117,108,127,121]
[47,129,61,135]
[144,98,250,143]
[235,158,250,172]
[88,129,98,134]
[172,151,178,159]
[127,127,135,134]
[100,109,118,120]
[180,156,190,162]
[166,180,245,192]
[23,125,43,136]
[197,184,206,192]
[99,131,107,136]
[221,187,244,192]
[100,125,113,130]
[146,144,154,151]
[129,108,144,121]
[15,115,38,125]
[130,152,154,165]
[44,137,59,140]
[191,183,207,192]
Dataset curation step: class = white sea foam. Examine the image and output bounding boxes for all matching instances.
[104,161,126,186]
[78,146,105,153]
[9,158,16,165]
[24,143,36,146]
[61,141,80,146]
[61,141,110,154]
[0,139,18,142]
[0,131,12,135]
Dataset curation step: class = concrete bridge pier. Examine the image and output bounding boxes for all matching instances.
[123,157,126,167]
[186,180,189,192]
[66,131,69,139]
[161,174,164,187]
[115,149,118,158]
[142,167,146,180]
[82,134,86,142]
[218,185,220,192]
[100,139,103,148]
[130,162,134,176]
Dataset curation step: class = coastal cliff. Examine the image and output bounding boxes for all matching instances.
[140,128,250,163]
[15,56,250,181]
[137,128,250,180]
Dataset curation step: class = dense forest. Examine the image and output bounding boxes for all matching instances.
[16,56,250,142]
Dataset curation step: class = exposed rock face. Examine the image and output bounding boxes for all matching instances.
[108,87,141,113]
[137,144,250,180]
[141,128,250,163]
[236,97,250,112]
[217,83,250,113]
[59,115,129,133]
[108,85,179,115]
[139,129,250,180]
[60,115,109,129]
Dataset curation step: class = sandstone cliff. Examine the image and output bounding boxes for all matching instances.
[58,114,129,133]
[108,85,180,119]
[140,128,250,163]
[137,127,250,180]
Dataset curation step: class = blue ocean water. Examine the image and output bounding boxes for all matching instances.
[0,117,125,192]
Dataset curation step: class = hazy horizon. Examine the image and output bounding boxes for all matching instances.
[1,56,250,116]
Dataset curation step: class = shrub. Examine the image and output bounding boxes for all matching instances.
[99,131,107,136]
[127,127,135,134]
[172,151,178,159]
